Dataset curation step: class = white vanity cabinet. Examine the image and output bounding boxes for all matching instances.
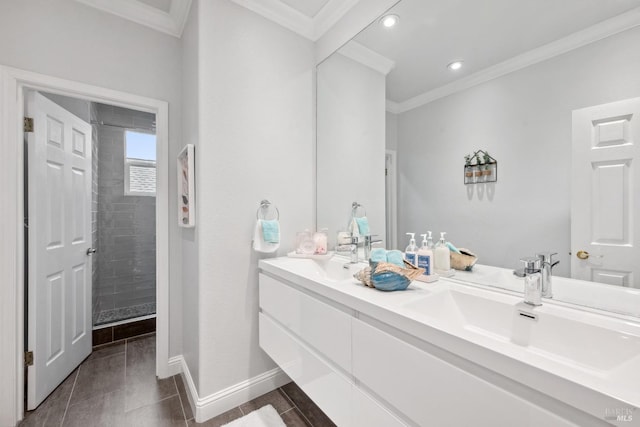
[259,264,629,427]
[259,273,406,427]
[351,319,581,427]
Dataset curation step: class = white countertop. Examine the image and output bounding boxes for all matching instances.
[259,256,640,423]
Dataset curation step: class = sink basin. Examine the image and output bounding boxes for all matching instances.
[274,257,365,283]
[404,287,640,372]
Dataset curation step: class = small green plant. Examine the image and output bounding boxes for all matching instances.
[464,154,472,166]
[482,151,492,170]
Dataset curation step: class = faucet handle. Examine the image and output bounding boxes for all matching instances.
[520,257,541,273]
[535,252,557,261]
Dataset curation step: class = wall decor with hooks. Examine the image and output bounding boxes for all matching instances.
[463,150,497,184]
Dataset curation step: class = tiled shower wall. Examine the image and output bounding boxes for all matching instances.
[93,104,156,325]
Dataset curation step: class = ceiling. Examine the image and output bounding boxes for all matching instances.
[279,0,332,18]
[351,0,640,110]
[229,0,360,40]
[137,0,172,13]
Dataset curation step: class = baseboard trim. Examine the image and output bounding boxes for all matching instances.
[166,355,183,377]
[172,355,290,423]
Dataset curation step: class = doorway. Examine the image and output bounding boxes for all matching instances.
[25,92,159,410]
[571,97,640,287]
[0,66,171,426]
[385,149,398,249]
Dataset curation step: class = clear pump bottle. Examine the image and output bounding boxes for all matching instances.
[426,231,434,249]
[404,233,418,266]
[434,232,450,272]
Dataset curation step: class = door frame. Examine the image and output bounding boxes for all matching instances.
[0,66,171,426]
[385,149,398,249]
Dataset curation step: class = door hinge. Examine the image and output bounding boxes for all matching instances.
[24,351,34,367]
[24,117,34,133]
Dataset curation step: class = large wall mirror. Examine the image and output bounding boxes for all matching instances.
[317,0,640,297]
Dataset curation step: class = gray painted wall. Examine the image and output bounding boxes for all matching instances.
[190,0,315,399]
[317,52,387,246]
[396,26,640,277]
[0,0,183,359]
[94,104,156,322]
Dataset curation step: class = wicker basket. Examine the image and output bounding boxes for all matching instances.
[450,248,478,271]
[354,260,425,291]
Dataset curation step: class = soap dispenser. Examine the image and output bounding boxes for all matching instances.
[426,231,434,249]
[521,257,542,306]
[417,234,433,276]
[404,233,418,266]
[434,232,451,272]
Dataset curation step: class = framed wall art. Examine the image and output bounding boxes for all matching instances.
[177,144,195,228]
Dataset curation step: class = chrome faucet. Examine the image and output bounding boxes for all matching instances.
[348,236,358,263]
[536,252,559,298]
[363,235,383,260]
[336,236,359,263]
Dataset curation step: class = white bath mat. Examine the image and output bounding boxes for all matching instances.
[221,404,286,427]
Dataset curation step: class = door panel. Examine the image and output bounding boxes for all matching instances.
[572,98,640,288]
[27,91,93,409]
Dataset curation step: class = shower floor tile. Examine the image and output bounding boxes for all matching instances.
[94,302,156,326]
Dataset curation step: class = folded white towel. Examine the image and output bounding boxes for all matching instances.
[349,218,361,239]
[253,220,280,253]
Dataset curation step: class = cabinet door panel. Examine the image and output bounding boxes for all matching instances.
[259,313,352,426]
[259,274,351,371]
[352,319,580,427]
[352,386,407,427]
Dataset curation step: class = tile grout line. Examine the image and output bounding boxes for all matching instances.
[279,387,314,427]
[59,368,80,427]
[124,338,128,403]
[173,375,189,425]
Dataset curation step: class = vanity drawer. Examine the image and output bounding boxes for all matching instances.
[352,319,581,427]
[259,313,352,427]
[259,273,351,371]
[352,386,407,427]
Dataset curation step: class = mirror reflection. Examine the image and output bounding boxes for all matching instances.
[317,0,640,294]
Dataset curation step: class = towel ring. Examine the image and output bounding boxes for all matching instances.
[257,200,279,220]
[351,202,366,218]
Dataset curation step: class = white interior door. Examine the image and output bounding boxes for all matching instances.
[571,97,640,288]
[26,91,93,409]
[385,150,397,249]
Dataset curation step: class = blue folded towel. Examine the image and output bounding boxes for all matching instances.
[369,248,387,263]
[446,241,461,254]
[386,250,405,267]
[355,216,370,236]
[261,220,280,244]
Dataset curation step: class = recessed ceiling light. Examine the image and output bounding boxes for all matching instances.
[380,14,399,28]
[447,60,464,71]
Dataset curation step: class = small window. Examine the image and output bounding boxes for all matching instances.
[125,131,156,196]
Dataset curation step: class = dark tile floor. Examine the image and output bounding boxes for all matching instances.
[20,334,335,427]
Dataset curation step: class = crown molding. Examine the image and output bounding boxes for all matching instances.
[313,0,360,40]
[339,41,395,75]
[395,7,640,114]
[76,0,192,38]
[230,0,359,41]
[386,100,400,114]
[169,0,193,36]
[231,0,314,39]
